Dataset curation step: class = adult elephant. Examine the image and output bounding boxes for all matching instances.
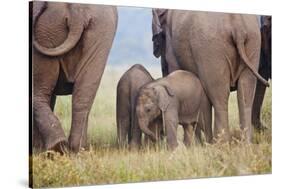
[152,9,213,143]
[252,16,272,131]
[166,10,269,143]
[31,1,118,153]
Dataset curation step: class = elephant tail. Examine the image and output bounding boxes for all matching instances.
[33,4,84,57]
[234,30,269,87]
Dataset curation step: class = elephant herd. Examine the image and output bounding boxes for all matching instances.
[31,2,271,154]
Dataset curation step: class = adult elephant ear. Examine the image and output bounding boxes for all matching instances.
[33,4,85,57]
[155,85,174,137]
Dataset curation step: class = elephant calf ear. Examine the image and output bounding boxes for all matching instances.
[163,85,174,97]
[156,85,174,112]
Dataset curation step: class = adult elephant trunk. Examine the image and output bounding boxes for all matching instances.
[33,5,84,57]
[138,117,157,142]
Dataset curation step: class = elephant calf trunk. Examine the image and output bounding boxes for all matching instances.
[139,120,157,142]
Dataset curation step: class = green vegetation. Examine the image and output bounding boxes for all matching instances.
[31,67,272,188]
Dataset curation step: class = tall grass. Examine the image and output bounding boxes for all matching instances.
[32,66,272,188]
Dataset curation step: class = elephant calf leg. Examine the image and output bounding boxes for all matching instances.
[142,119,163,148]
[198,94,213,144]
[129,123,142,150]
[117,117,130,148]
[183,124,196,147]
[150,119,163,141]
[165,122,178,150]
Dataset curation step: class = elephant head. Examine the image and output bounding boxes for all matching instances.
[32,2,88,56]
[136,84,175,141]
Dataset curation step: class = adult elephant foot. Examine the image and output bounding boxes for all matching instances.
[32,124,44,152]
[51,140,69,155]
[68,111,89,153]
[33,101,68,151]
[33,115,68,153]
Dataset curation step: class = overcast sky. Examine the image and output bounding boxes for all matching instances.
[107,6,160,68]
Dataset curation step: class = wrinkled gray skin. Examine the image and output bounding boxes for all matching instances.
[252,16,272,131]
[166,10,269,143]
[116,64,162,149]
[136,70,206,150]
[152,9,212,143]
[32,1,118,153]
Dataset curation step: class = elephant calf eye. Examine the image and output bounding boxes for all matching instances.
[146,108,151,112]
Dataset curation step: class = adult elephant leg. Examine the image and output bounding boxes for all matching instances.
[32,122,44,152]
[199,67,230,142]
[205,73,230,142]
[50,94,57,112]
[213,99,230,143]
[237,69,257,143]
[33,53,67,152]
[33,93,56,152]
[68,50,107,153]
[252,79,267,131]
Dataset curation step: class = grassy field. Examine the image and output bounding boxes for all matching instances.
[31,66,272,188]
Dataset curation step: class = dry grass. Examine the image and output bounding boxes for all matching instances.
[31,66,272,188]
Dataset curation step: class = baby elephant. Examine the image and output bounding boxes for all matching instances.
[136,70,206,150]
[116,64,162,148]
